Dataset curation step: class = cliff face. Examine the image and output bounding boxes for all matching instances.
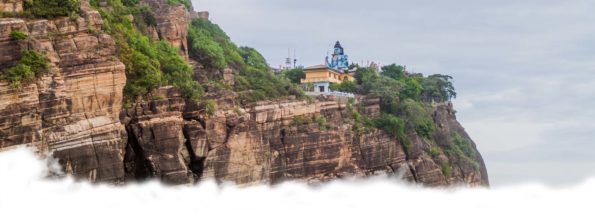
[0,0,489,187]
[140,0,190,58]
[120,90,488,186]
[0,5,127,182]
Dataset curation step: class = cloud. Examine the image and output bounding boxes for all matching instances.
[1,147,595,223]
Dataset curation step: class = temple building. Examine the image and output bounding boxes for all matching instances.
[301,41,355,93]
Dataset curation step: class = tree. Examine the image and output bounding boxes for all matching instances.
[398,77,422,101]
[380,64,406,80]
[354,67,376,85]
[364,76,403,113]
[283,68,305,84]
[421,74,456,102]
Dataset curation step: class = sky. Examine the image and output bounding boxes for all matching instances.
[191,0,595,186]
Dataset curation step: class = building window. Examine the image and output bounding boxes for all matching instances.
[319,86,325,92]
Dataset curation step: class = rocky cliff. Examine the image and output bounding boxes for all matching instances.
[0,0,489,187]
[0,3,127,182]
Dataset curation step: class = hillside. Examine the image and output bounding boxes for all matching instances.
[0,0,488,186]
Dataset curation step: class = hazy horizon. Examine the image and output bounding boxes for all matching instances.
[192,0,595,186]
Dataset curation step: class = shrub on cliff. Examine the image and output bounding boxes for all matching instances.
[23,0,81,19]
[396,99,435,138]
[444,132,479,170]
[0,50,49,89]
[330,80,357,93]
[373,114,410,149]
[188,27,227,70]
[167,0,192,9]
[188,18,303,103]
[9,31,28,41]
[189,18,244,70]
[204,100,217,116]
[97,0,203,101]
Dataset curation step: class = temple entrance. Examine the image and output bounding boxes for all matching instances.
[319,86,325,92]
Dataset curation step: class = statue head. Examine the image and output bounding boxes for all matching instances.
[334,41,344,55]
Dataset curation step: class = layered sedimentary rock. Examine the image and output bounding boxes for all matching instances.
[0,7,127,182]
[122,91,488,186]
[0,0,23,13]
[141,0,190,57]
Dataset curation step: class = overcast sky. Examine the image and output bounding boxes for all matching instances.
[192,0,595,186]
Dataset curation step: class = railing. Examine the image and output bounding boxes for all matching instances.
[300,77,341,84]
[305,91,355,98]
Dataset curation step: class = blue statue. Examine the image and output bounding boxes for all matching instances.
[326,41,349,71]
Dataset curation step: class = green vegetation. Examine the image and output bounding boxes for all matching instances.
[188,18,303,103]
[354,67,376,85]
[188,24,227,70]
[444,132,479,170]
[167,0,192,9]
[292,115,310,126]
[396,99,435,138]
[441,161,452,178]
[315,115,328,130]
[0,50,50,89]
[358,64,455,104]
[9,31,28,40]
[420,74,457,102]
[380,64,406,80]
[443,132,480,170]
[343,62,461,160]
[23,0,81,19]
[353,63,455,141]
[330,80,357,93]
[283,68,305,84]
[96,0,202,101]
[373,114,410,150]
[209,80,232,90]
[429,146,440,158]
[188,18,243,70]
[204,100,217,116]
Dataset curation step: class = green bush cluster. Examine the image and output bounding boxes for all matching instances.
[23,0,81,19]
[188,18,243,70]
[373,114,411,151]
[0,50,49,89]
[396,99,435,138]
[292,115,310,126]
[330,80,357,93]
[357,63,455,104]
[204,100,217,116]
[441,161,452,178]
[429,146,440,158]
[188,18,302,103]
[97,0,203,101]
[445,132,480,170]
[420,74,457,102]
[283,68,305,84]
[315,115,328,130]
[9,31,28,40]
[167,0,192,9]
